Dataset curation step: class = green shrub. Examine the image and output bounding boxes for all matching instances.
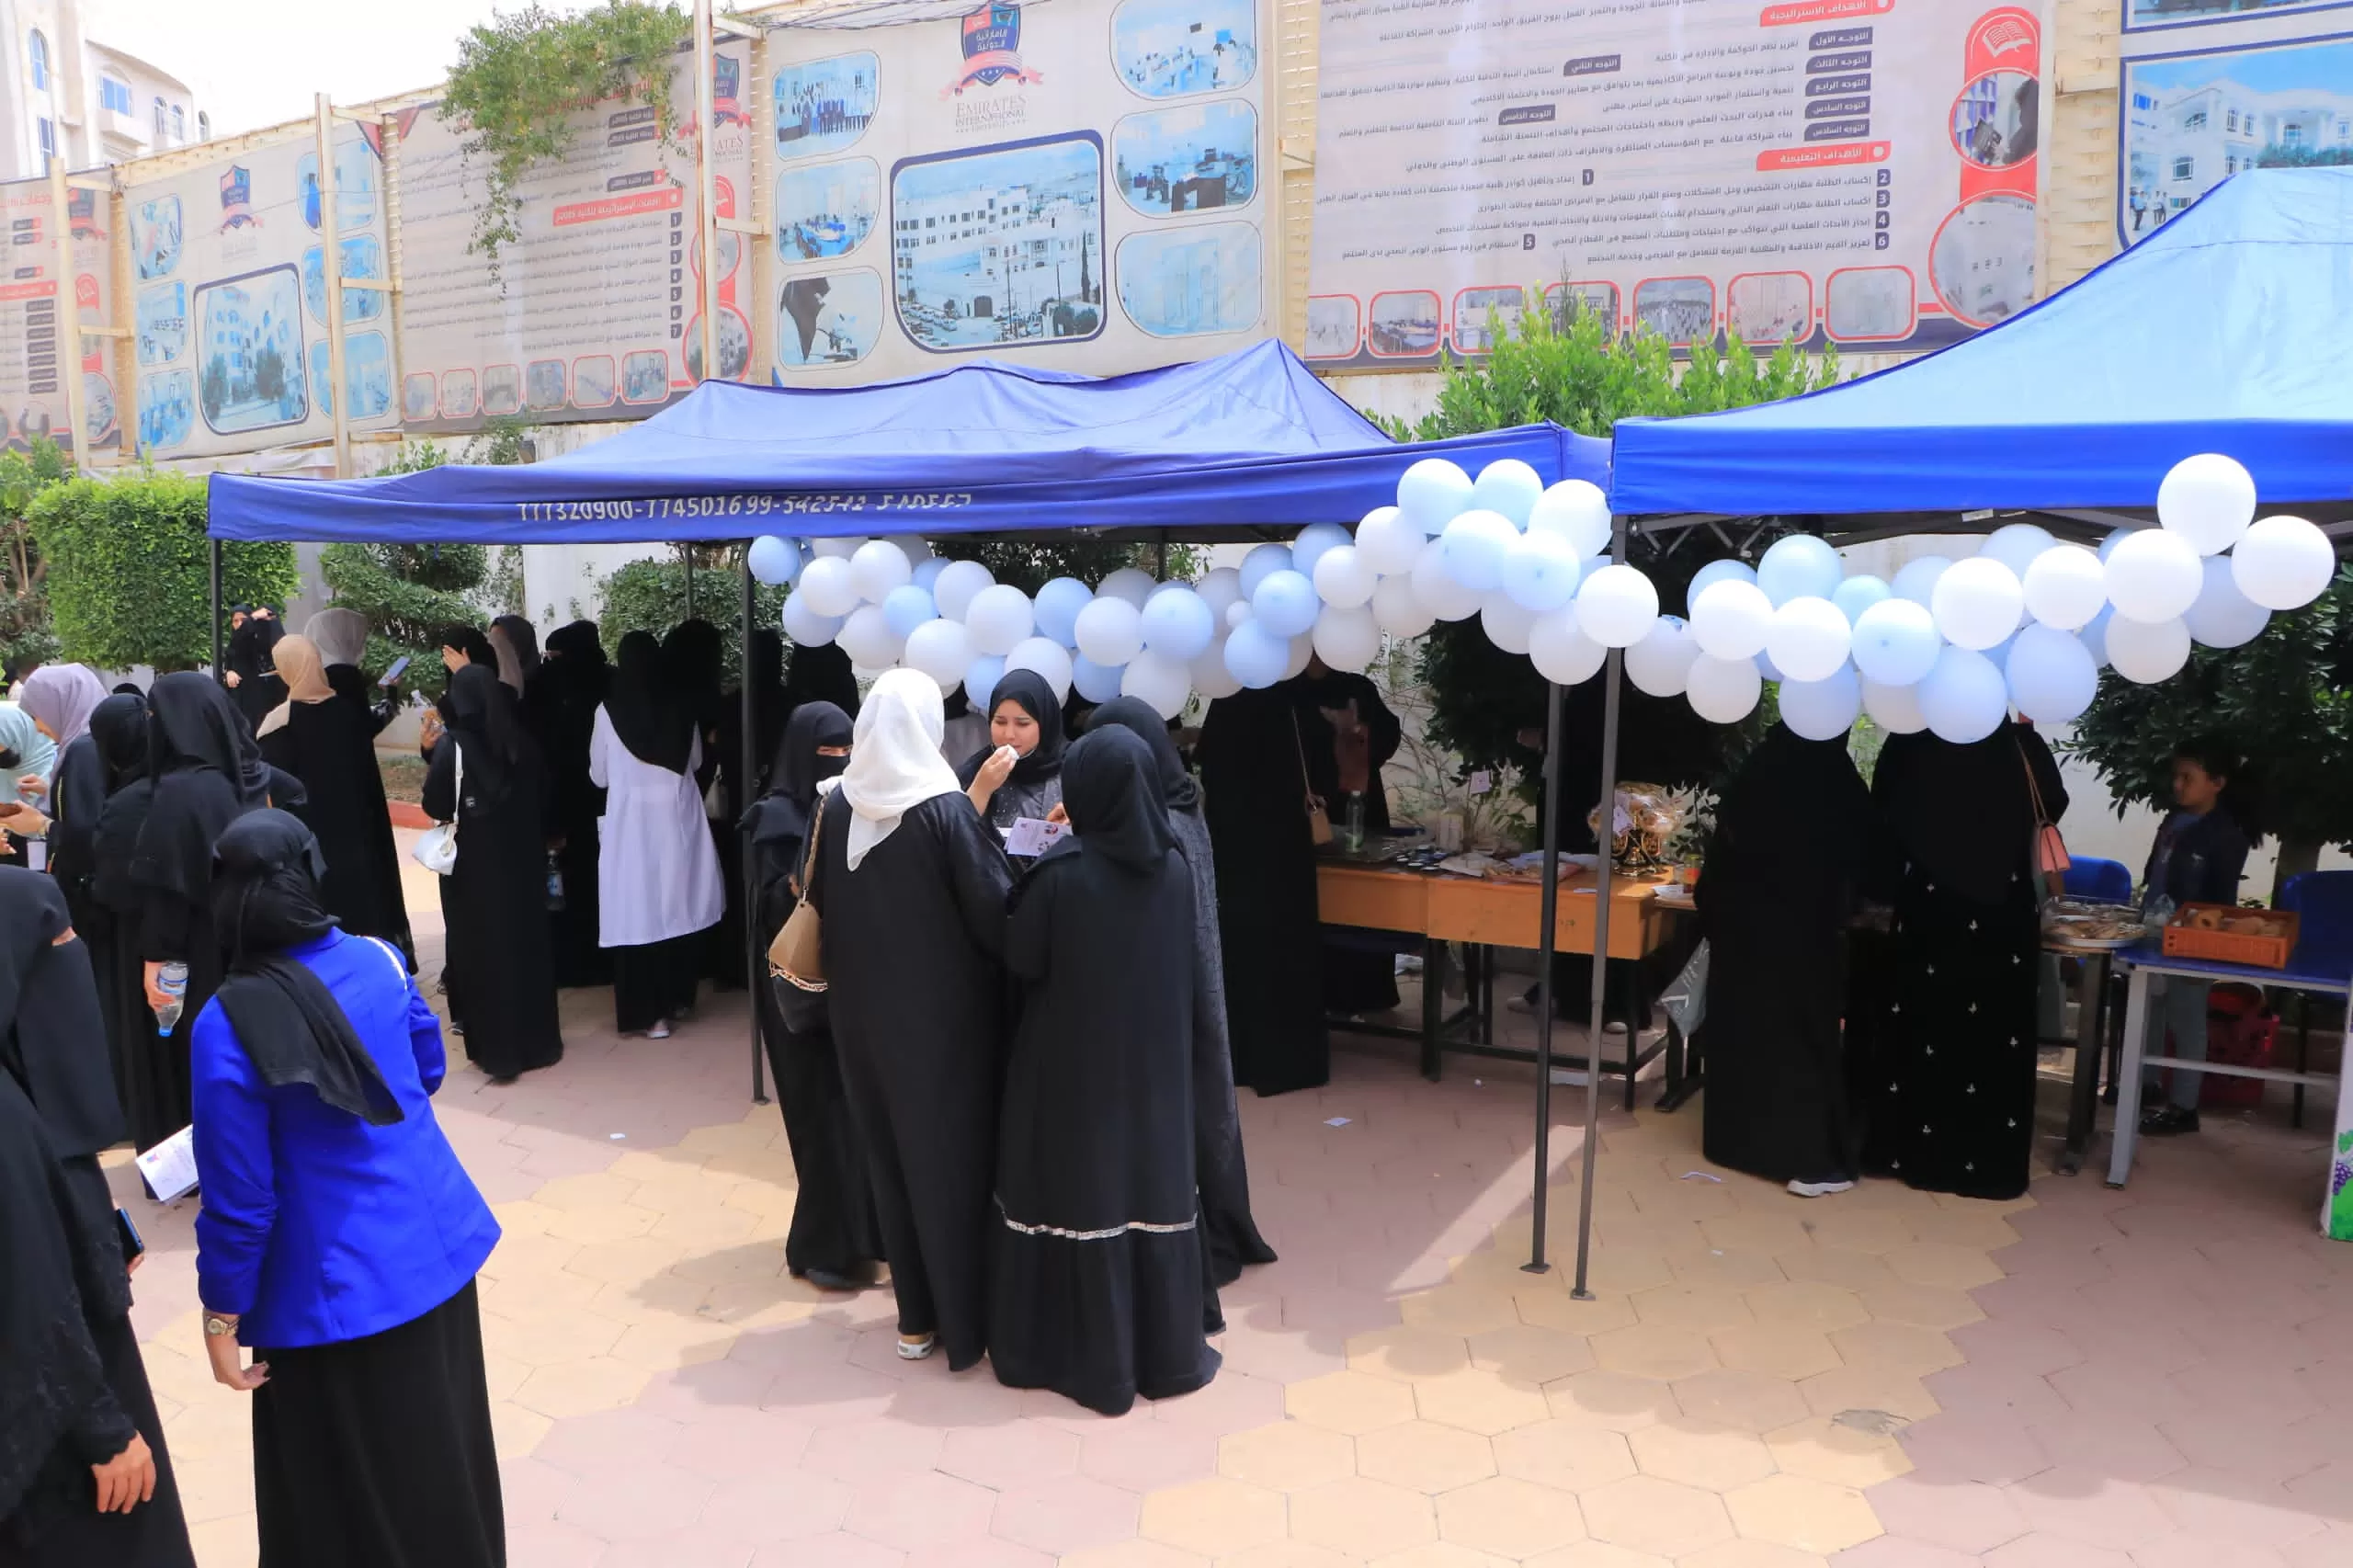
[597,553,786,685]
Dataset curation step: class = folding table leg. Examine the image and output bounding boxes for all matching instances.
[1420,936,1444,1082]
[2107,967,2153,1187]
[2295,1006,2310,1130]
[2059,953,2106,1176]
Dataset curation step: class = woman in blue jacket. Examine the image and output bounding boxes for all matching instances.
[2138,739,2254,1138]
[189,811,504,1568]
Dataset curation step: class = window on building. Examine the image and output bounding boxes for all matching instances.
[153,97,167,142]
[2284,123,2305,147]
[2183,110,2207,131]
[172,105,185,141]
[100,74,132,114]
[28,30,46,91]
[2173,155,2196,181]
[35,116,51,165]
[2226,109,2239,133]
[198,110,210,141]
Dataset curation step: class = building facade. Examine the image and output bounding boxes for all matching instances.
[0,0,205,180]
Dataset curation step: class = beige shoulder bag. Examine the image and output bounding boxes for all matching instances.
[768,799,827,991]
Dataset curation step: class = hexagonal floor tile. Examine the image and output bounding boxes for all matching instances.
[1542,1370,1680,1432]
[1137,1477,1290,1557]
[1290,1475,1441,1558]
[1435,1474,1587,1558]
[1589,1324,1719,1382]
[1577,1473,1738,1558]
[1350,1326,1476,1383]
[1627,1420,1778,1490]
[1219,1420,1358,1491]
[1494,1419,1639,1492]
[1722,1473,1882,1553]
[1413,1369,1553,1436]
[1762,1415,1913,1489]
[1466,1324,1597,1386]
[1287,1369,1420,1435]
[1357,1419,1499,1493]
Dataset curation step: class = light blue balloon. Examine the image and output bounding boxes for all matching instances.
[964,653,1007,705]
[1438,510,1517,594]
[913,557,949,593]
[1396,458,1474,534]
[1779,666,1861,741]
[2006,622,2099,724]
[1849,598,1941,686]
[1290,522,1353,585]
[1141,585,1216,660]
[1033,576,1093,647]
[882,584,936,640]
[1984,630,2018,675]
[2081,604,2114,668]
[1253,569,1320,638]
[1686,558,1755,613]
[1239,542,1295,601]
[1917,646,2008,744]
[1223,620,1290,689]
[1755,645,1787,684]
[1500,529,1582,612]
[1756,535,1842,608]
[1831,574,1891,624]
[1469,459,1545,526]
[1071,653,1125,703]
[747,535,803,586]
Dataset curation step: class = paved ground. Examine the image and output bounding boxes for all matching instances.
[103,881,2353,1567]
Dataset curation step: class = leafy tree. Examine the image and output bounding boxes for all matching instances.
[2068,570,2353,898]
[597,551,785,684]
[933,539,1202,595]
[0,437,67,671]
[30,470,300,672]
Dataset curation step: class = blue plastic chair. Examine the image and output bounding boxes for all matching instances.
[2279,870,2353,955]
[2063,856,2133,903]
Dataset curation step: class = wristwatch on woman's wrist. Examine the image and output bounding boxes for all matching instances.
[203,1313,238,1337]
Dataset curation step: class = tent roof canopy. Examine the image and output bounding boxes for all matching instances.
[1608,168,2353,542]
[206,341,1608,545]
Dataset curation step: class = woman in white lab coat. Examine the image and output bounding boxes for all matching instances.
[589,631,723,1039]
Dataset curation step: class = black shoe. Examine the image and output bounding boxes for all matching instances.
[2140,1104,2200,1137]
[801,1267,871,1292]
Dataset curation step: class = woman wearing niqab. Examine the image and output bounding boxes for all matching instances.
[256,636,415,969]
[1086,699,1274,1286]
[524,621,611,987]
[491,616,540,690]
[743,701,879,1289]
[49,694,150,1129]
[0,869,195,1565]
[422,665,563,1080]
[988,727,1222,1415]
[710,629,790,988]
[807,669,1011,1365]
[89,696,171,1146]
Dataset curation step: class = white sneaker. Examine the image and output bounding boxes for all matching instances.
[1787,1178,1855,1199]
[896,1334,937,1360]
[646,1020,673,1040]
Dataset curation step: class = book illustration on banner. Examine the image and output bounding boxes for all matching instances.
[2121,32,2353,245]
[306,330,394,421]
[136,281,188,365]
[1112,0,1256,99]
[1451,286,1527,355]
[777,159,880,260]
[1111,100,1257,214]
[1728,273,1812,345]
[776,51,880,161]
[403,372,437,423]
[1824,267,1917,342]
[1932,192,2038,326]
[1115,221,1261,336]
[891,133,1104,352]
[296,135,382,233]
[441,369,476,420]
[1953,69,2040,169]
[1368,290,1438,357]
[302,235,386,324]
[1302,295,1360,360]
[138,369,195,450]
[620,352,669,404]
[83,373,117,445]
[131,197,182,279]
[197,266,307,435]
[483,364,521,417]
[777,269,884,369]
[527,359,569,413]
[1633,278,1714,347]
[684,307,753,381]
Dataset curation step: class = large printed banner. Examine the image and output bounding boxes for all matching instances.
[764,0,1273,382]
[395,38,757,434]
[121,126,399,459]
[0,176,117,454]
[1306,0,2049,366]
[2120,2,2353,247]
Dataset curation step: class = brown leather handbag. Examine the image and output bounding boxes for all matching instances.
[768,801,827,992]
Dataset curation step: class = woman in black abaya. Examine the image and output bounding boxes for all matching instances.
[784,640,860,724]
[990,727,1222,1415]
[303,610,398,737]
[744,701,879,1290]
[956,669,1066,840]
[710,630,791,989]
[1290,659,1404,1013]
[808,670,1011,1366]
[1863,722,2066,1201]
[225,609,287,733]
[90,699,168,1148]
[1088,699,1275,1286]
[423,665,563,1081]
[524,621,611,988]
[1197,686,1328,1095]
[49,694,149,1130]
[1697,723,1871,1191]
[0,869,194,1566]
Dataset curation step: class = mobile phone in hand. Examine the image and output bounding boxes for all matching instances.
[378,655,412,687]
[114,1207,144,1263]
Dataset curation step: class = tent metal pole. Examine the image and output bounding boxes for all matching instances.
[1523,680,1563,1274]
[210,540,223,680]
[684,544,697,621]
[1571,518,1628,1300]
[742,550,767,1104]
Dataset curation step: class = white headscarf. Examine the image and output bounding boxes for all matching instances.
[15,664,107,750]
[304,608,370,670]
[839,668,963,870]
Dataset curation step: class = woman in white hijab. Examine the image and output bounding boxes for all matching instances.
[806,669,1012,1365]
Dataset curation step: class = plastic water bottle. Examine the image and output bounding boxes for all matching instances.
[153,962,188,1034]
[544,851,566,912]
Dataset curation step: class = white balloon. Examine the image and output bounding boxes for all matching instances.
[2021,543,2107,631]
[1978,522,2057,579]
[1575,563,1660,648]
[1624,615,1700,698]
[1529,605,1607,686]
[902,619,972,686]
[1861,676,1927,733]
[1196,566,1245,619]
[2233,514,2336,610]
[1831,574,1891,624]
[1290,523,1353,587]
[747,535,802,585]
[2184,554,2270,648]
[1254,570,1323,639]
[1397,458,1476,534]
[1686,653,1762,724]
[848,538,914,604]
[2106,614,2190,684]
[1006,636,1074,702]
[1033,576,1095,647]
[1223,620,1290,688]
[1779,666,1862,741]
[1756,535,1842,608]
[1526,480,1612,557]
[810,535,868,560]
[1686,558,1756,611]
[1096,567,1157,609]
[1411,538,1485,621]
[1765,597,1852,683]
[1929,556,2026,651]
[1071,653,1126,704]
[913,557,948,593]
[2006,622,2098,725]
[1438,509,1519,593]
[1372,573,1437,638]
[1224,601,1254,631]
[837,604,903,668]
[1140,585,1217,659]
[1499,528,1582,612]
[1120,652,1193,720]
[2158,452,2257,555]
[1313,543,1381,610]
[1848,597,1941,686]
[885,534,933,564]
[796,554,860,618]
[1313,605,1382,672]
[931,559,994,621]
[1480,594,1540,655]
[780,590,846,647]
[1890,554,1951,606]
[1917,646,2008,744]
[1238,542,1295,600]
[1689,578,1774,659]
[1282,631,1314,681]
[1354,506,1424,575]
[2099,527,2131,562]
[1470,459,1545,526]
[963,584,1035,655]
[882,584,937,639]
[2104,528,2202,623]
[1190,635,1243,700]
[1074,595,1146,666]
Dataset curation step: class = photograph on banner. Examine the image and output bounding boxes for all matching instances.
[120,125,395,459]
[0,177,119,455]
[764,0,1274,383]
[394,36,756,434]
[2125,0,2353,33]
[1306,1,2052,366]
[2120,13,2353,247]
